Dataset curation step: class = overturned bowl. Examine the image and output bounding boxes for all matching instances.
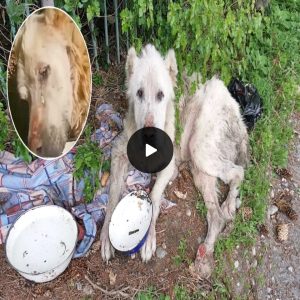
[109,190,153,254]
[5,205,78,283]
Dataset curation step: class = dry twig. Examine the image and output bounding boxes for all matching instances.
[84,275,131,298]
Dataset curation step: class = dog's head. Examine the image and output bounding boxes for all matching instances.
[125,44,177,130]
[16,8,90,157]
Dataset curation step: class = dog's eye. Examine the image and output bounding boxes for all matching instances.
[39,65,50,80]
[137,88,144,99]
[157,91,164,101]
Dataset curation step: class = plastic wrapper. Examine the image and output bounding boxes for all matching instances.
[228,78,263,130]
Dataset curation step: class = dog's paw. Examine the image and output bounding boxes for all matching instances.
[189,244,215,279]
[140,226,156,262]
[100,226,115,262]
[221,201,236,221]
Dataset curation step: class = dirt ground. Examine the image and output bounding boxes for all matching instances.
[0,67,299,300]
[219,112,300,300]
[0,66,208,299]
[0,169,207,299]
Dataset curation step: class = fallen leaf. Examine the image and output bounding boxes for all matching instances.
[174,190,187,199]
[101,171,110,187]
[109,270,117,286]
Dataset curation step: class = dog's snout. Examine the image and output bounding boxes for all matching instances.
[29,134,43,154]
[144,113,154,127]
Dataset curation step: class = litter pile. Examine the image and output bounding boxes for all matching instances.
[228,78,263,130]
[0,104,175,258]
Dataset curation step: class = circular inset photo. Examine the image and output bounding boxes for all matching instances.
[7,7,91,159]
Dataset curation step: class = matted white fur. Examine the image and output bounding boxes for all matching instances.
[179,75,248,278]
[100,45,177,262]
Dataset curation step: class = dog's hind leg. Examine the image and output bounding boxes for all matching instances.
[140,156,176,262]
[218,160,244,221]
[100,134,129,262]
[191,167,226,278]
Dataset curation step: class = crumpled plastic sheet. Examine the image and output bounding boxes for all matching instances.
[0,103,176,258]
[228,78,263,131]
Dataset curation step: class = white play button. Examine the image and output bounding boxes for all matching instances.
[145,143,157,157]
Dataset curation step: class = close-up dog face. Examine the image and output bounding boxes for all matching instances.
[125,45,178,130]
[8,8,91,158]
[19,20,73,156]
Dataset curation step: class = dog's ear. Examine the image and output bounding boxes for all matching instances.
[66,41,90,138]
[43,8,57,25]
[165,49,178,86]
[126,47,137,79]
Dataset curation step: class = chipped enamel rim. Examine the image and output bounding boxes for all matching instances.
[5,205,78,277]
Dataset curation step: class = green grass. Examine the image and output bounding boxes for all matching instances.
[74,125,110,203]
[134,1,300,298]
[172,238,192,267]
[196,193,207,219]
[210,1,300,297]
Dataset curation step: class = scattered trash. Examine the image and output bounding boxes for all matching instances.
[186,208,192,217]
[236,197,242,209]
[0,103,176,259]
[276,223,289,242]
[267,205,278,219]
[76,282,83,291]
[234,260,239,269]
[287,266,294,273]
[174,190,187,200]
[156,246,167,259]
[228,78,263,131]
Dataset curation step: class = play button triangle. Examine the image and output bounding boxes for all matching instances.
[145,144,157,157]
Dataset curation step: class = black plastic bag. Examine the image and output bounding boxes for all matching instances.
[228,78,263,131]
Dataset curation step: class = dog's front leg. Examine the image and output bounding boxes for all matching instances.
[100,135,128,262]
[140,156,176,262]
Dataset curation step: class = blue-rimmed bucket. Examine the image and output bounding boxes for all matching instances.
[109,190,152,255]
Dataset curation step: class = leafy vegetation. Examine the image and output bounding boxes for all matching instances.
[196,193,207,219]
[73,126,110,203]
[121,0,300,297]
[172,238,192,267]
[0,102,9,152]
[92,73,103,86]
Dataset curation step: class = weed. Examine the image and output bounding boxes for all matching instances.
[136,287,170,300]
[196,193,207,219]
[74,125,109,203]
[12,137,32,163]
[173,285,191,300]
[172,238,191,267]
[0,102,9,151]
[92,73,103,87]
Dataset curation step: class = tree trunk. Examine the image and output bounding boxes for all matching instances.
[41,0,54,7]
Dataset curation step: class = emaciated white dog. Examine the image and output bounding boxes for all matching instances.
[101,45,248,278]
[100,44,178,262]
